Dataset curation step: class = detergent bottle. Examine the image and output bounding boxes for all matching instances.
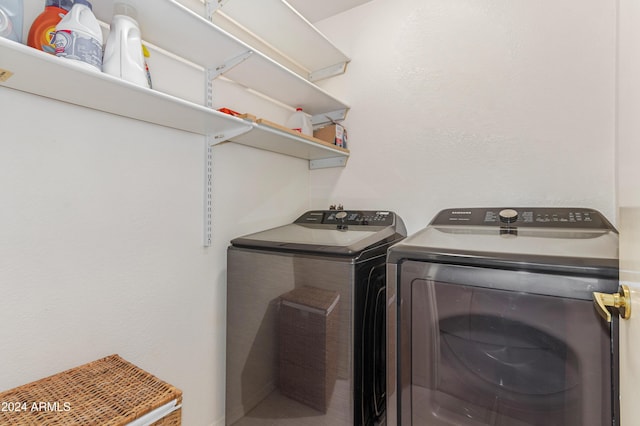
[27,0,73,54]
[103,3,149,87]
[53,0,103,71]
[0,0,23,43]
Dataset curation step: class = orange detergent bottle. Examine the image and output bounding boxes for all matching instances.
[27,0,72,54]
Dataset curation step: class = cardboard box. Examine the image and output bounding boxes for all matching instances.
[313,124,347,148]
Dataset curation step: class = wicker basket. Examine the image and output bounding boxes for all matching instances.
[0,354,182,425]
[279,286,340,413]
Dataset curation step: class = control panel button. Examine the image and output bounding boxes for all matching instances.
[499,209,519,224]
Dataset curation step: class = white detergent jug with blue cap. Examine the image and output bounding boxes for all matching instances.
[103,3,149,88]
[53,0,103,71]
[0,0,23,43]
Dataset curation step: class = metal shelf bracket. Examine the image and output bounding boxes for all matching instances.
[203,126,252,247]
[205,0,231,20]
[204,137,214,247]
[209,126,253,146]
[310,156,348,170]
[309,62,349,82]
[311,109,348,128]
[208,50,254,80]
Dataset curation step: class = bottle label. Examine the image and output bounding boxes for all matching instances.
[54,29,102,70]
[41,25,58,53]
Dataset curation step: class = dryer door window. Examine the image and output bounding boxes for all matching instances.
[399,261,614,426]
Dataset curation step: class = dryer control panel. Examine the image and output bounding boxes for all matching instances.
[432,208,615,230]
[295,210,395,226]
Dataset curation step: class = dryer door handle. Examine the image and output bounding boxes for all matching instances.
[593,285,632,323]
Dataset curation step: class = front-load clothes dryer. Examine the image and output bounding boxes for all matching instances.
[226,210,406,426]
[386,207,619,426]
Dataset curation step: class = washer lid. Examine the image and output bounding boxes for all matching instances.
[231,210,406,255]
[388,208,618,277]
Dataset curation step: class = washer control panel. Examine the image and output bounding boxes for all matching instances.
[432,208,613,229]
[295,210,395,226]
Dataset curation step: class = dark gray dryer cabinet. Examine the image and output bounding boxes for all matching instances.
[226,210,406,425]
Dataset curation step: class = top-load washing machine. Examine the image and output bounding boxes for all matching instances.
[386,207,619,426]
[226,209,406,426]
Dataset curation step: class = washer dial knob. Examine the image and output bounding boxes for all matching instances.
[335,211,348,220]
[499,209,519,224]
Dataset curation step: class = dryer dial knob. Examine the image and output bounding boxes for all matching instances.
[499,209,519,223]
[335,211,348,220]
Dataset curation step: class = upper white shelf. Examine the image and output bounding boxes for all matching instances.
[0,37,251,140]
[91,0,350,122]
[211,0,350,81]
[0,38,348,164]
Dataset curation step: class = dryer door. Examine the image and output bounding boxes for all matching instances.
[398,261,616,426]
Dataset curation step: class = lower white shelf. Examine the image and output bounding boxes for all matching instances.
[224,118,349,168]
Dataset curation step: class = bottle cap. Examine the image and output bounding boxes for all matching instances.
[46,0,73,10]
[114,2,138,19]
[295,107,303,111]
[74,0,93,10]
[60,0,73,11]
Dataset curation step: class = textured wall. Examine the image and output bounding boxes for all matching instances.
[312,0,617,231]
[618,0,640,209]
[0,87,309,426]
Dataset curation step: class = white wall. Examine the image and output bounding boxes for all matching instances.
[0,88,308,425]
[0,3,311,424]
[0,80,309,426]
[617,0,640,210]
[0,0,622,425]
[312,0,618,232]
